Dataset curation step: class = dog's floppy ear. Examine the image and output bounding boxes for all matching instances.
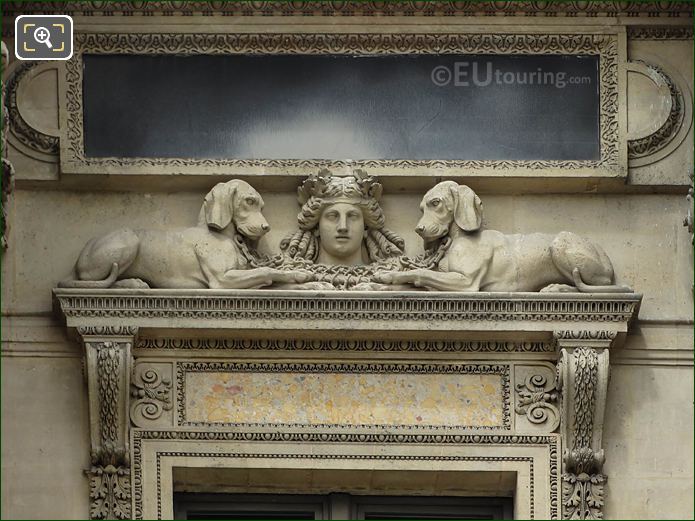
[203,181,238,230]
[451,184,483,232]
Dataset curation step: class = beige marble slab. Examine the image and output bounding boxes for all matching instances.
[184,369,505,428]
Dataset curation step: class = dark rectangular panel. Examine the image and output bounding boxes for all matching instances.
[83,54,600,161]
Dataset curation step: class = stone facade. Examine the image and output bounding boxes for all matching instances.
[1,2,693,520]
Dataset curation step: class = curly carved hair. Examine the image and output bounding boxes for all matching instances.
[280,170,404,263]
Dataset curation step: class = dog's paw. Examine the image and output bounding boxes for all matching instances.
[350,282,383,291]
[539,283,579,293]
[373,271,399,284]
[294,281,336,291]
[113,278,150,289]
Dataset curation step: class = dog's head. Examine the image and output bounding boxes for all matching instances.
[415,181,483,242]
[201,180,270,239]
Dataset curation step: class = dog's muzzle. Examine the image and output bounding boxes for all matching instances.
[415,218,448,241]
[236,218,270,239]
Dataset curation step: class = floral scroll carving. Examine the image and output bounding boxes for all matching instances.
[130,363,173,427]
[515,372,560,432]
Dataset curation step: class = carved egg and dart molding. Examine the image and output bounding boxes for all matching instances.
[59,170,632,293]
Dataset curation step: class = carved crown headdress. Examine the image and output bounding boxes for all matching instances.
[297,169,383,206]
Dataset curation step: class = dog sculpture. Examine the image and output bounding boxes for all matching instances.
[376,181,631,293]
[59,180,312,289]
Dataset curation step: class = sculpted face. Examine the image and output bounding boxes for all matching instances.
[318,202,365,265]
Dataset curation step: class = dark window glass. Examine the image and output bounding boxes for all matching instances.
[83,54,599,161]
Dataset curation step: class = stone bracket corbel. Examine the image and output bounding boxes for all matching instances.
[554,330,615,520]
[78,325,138,520]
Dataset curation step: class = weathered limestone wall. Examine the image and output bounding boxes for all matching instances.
[1,5,693,521]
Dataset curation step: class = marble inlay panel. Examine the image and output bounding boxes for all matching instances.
[182,364,507,428]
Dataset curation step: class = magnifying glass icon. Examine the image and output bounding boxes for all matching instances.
[33,26,53,49]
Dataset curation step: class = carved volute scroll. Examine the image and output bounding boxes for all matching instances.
[78,325,138,520]
[555,330,615,520]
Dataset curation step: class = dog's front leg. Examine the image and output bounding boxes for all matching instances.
[375,268,482,292]
[217,267,314,289]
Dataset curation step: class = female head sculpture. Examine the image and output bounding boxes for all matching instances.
[280,169,404,266]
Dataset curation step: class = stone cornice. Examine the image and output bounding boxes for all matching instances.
[3,1,693,18]
[53,288,641,338]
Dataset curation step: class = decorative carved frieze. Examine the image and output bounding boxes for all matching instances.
[3,1,692,19]
[130,363,173,428]
[54,290,642,332]
[555,332,612,520]
[627,26,694,40]
[137,337,552,353]
[78,326,137,520]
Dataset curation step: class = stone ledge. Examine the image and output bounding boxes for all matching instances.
[53,288,641,339]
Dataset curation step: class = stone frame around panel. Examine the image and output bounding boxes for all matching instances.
[60,30,625,178]
[174,360,512,431]
[131,430,560,520]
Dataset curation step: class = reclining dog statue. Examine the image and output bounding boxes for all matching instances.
[59,180,313,289]
[376,181,632,293]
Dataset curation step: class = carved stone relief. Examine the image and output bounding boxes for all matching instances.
[78,325,137,520]
[515,364,560,433]
[555,330,614,520]
[58,179,312,289]
[130,362,173,428]
[376,181,632,293]
[58,175,634,293]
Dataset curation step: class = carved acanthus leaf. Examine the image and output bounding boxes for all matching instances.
[87,465,131,520]
[562,448,606,520]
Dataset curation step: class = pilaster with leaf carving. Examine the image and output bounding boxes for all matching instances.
[554,330,615,520]
[78,325,138,520]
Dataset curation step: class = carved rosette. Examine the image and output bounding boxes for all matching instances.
[554,331,614,520]
[78,325,137,520]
